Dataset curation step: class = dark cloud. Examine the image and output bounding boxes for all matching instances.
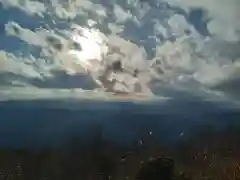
[46,35,63,51]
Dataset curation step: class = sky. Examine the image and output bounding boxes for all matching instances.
[0,0,239,104]
[0,0,240,149]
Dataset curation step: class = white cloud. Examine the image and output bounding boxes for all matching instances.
[54,5,77,19]
[0,0,46,17]
[0,51,45,79]
[113,4,132,23]
[207,20,239,42]
[168,14,191,37]
[5,22,47,47]
[153,33,239,91]
[153,20,168,38]
[174,0,240,42]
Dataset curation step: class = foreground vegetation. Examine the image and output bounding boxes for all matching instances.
[0,128,239,180]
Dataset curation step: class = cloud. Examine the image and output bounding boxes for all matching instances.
[4,21,92,75]
[168,14,190,37]
[0,50,102,89]
[0,51,44,79]
[207,20,239,42]
[113,4,133,23]
[5,21,46,46]
[0,0,46,17]
[0,0,239,101]
[174,0,240,42]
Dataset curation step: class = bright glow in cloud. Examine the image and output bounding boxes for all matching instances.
[69,25,108,63]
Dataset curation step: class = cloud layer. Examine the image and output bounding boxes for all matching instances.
[0,0,239,101]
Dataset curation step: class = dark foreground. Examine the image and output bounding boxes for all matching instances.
[0,100,240,180]
[0,129,240,180]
